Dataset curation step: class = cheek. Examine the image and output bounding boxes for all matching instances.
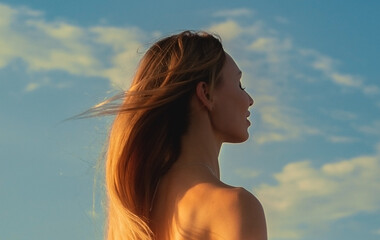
[210,97,241,129]
[210,105,249,142]
[209,90,250,142]
[212,90,246,118]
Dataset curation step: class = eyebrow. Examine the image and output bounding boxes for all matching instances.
[238,70,242,77]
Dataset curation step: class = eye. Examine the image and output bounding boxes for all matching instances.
[239,82,246,90]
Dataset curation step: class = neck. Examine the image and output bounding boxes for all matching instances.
[175,100,222,179]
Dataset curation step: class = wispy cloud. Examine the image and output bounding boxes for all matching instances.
[234,168,261,178]
[90,26,148,89]
[249,37,292,51]
[23,77,70,92]
[207,16,378,145]
[0,4,100,75]
[357,120,380,136]
[327,109,358,121]
[256,144,380,239]
[208,19,319,144]
[274,16,290,25]
[212,8,254,18]
[24,82,39,92]
[208,20,244,42]
[0,3,149,91]
[252,94,320,144]
[1,2,377,148]
[373,228,380,235]
[327,135,356,143]
[301,49,379,95]
[208,19,262,42]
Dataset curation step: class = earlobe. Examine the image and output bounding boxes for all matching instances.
[196,82,213,111]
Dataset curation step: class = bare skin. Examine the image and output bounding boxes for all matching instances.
[150,54,267,240]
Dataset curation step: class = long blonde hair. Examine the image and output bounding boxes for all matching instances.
[83,31,226,239]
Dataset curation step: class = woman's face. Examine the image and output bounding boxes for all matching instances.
[210,53,254,143]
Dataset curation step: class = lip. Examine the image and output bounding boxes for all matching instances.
[246,112,251,126]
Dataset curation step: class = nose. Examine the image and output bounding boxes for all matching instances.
[248,93,254,106]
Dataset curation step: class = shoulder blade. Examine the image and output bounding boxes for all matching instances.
[211,187,267,240]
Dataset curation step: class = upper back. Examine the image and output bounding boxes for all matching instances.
[150,172,267,240]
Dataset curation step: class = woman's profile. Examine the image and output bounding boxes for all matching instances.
[82,31,267,240]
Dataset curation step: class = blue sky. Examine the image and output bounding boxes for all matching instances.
[1,1,379,239]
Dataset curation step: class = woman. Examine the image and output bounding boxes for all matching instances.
[85,31,267,240]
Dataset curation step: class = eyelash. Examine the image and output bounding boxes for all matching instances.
[239,82,246,90]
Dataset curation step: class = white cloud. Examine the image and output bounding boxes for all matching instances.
[249,37,292,65]
[301,49,378,95]
[331,73,362,88]
[253,95,319,144]
[274,16,289,25]
[328,109,358,121]
[24,82,39,92]
[357,120,380,135]
[212,8,254,18]
[250,37,292,52]
[317,110,358,144]
[0,4,15,27]
[363,85,380,95]
[327,135,356,143]
[234,168,261,178]
[0,4,17,67]
[256,146,380,239]
[23,77,70,92]
[308,52,336,72]
[2,2,377,147]
[26,20,84,40]
[0,3,146,91]
[208,20,244,42]
[373,228,380,235]
[90,26,144,50]
[208,19,321,144]
[208,19,263,44]
[90,26,146,89]
[0,4,101,76]
[207,17,378,145]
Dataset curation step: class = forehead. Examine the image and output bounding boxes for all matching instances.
[222,53,241,76]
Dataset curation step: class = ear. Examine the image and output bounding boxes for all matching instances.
[195,81,213,111]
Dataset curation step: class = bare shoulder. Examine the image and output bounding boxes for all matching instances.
[210,186,267,240]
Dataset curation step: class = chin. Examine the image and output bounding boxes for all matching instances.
[240,134,250,143]
[240,131,250,142]
[226,132,249,143]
